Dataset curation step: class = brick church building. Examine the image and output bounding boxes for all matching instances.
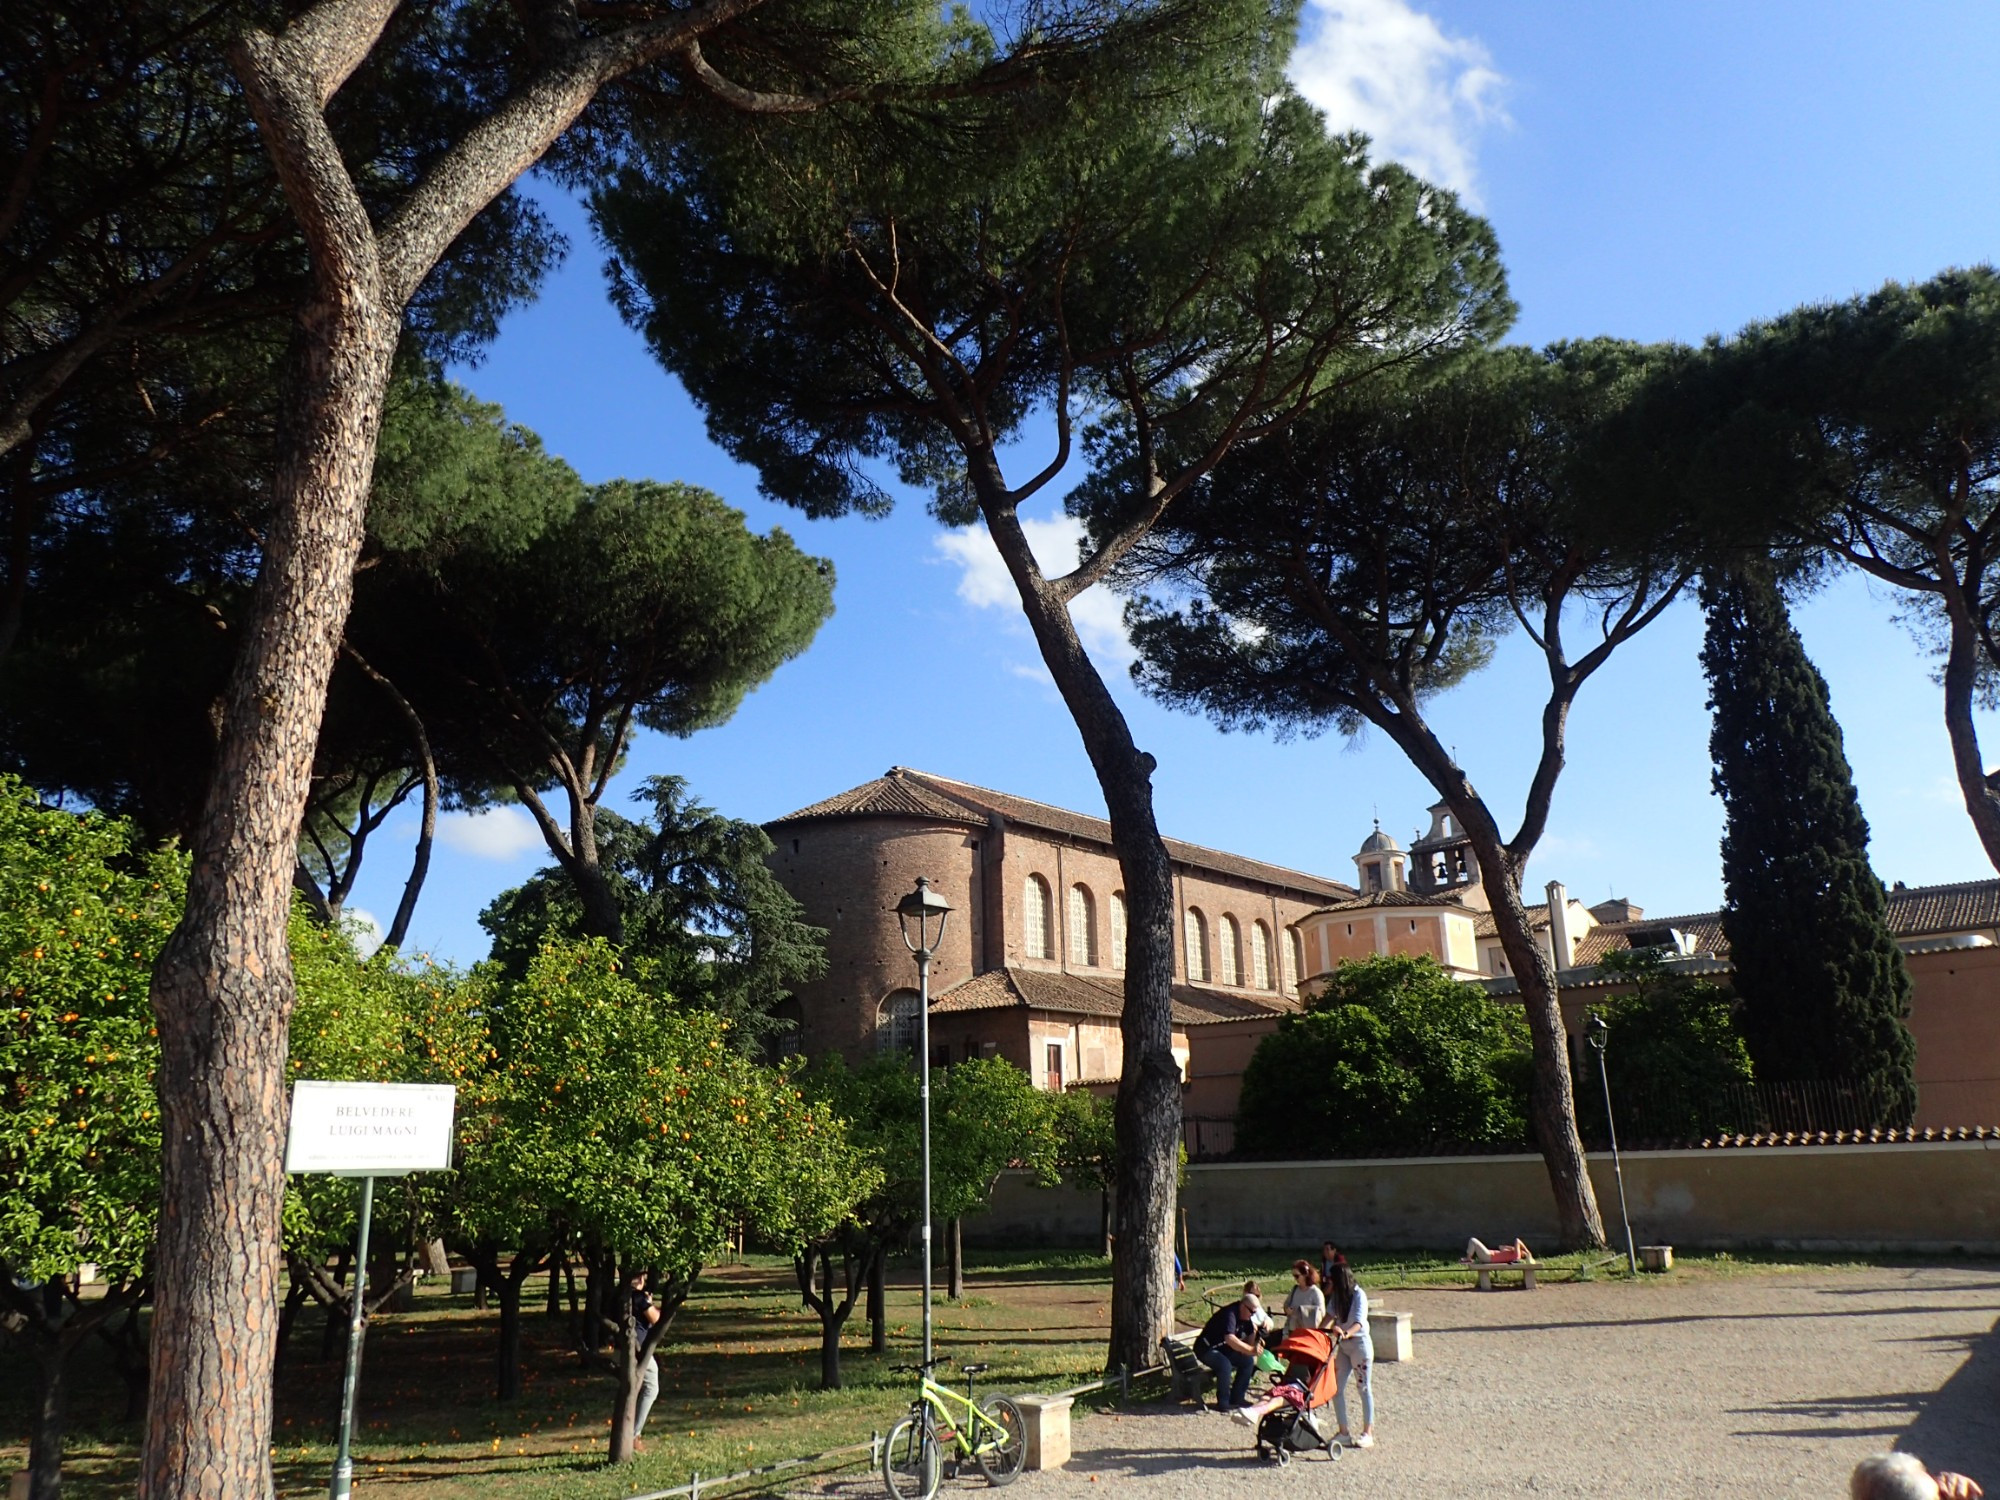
[762,767,1346,1092]
[765,771,2000,1130]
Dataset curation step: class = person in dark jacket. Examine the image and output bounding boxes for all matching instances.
[1197,1291,1263,1412]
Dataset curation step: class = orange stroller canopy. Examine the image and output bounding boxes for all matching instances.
[1271,1328,1339,1408]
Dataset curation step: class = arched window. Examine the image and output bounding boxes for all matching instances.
[1184,907,1209,983]
[1217,914,1241,986]
[877,990,920,1054]
[1110,891,1127,971]
[1068,883,1097,967]
[1024,873,1053,959]
[1289,928,1305,990]
[1251,921,1272,990]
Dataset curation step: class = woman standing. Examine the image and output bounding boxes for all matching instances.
[1324,1261,1375,1448]
[1283,1260,1325,1332]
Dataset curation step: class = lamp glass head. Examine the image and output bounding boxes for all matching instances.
[896,876,952,952]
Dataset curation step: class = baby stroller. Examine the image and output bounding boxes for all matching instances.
[1253,1329,1342,1464]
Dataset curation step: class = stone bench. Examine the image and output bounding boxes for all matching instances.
[1469,1260,1537,1292]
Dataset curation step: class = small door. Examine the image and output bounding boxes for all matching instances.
[1045,1042,1065,1092]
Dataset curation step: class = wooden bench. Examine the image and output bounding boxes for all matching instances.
[1468,1260,1536,1291]
[1160,1333,1213,1410]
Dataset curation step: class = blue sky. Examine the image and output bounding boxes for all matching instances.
[347,0,2000,963]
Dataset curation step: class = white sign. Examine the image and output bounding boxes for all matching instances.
[284,1081,457,1177]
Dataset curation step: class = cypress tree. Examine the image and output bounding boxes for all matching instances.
[1699,566,1916,1125]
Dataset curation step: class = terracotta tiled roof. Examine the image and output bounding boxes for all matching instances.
[1308,890,1474,916]
[1884,878,2000,936]
[1222,1125,2000,1159]
[1473,903,1550,939]
[1563,881,2000,968]
[1571,912,1729,966]
[769,774,988,826]
[929,966,1297,1027]
[769,768,1354,900]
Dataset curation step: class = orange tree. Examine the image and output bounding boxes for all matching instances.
[0,778,179,1500]
[277,929,479,1368]
[793,1056,1055,1388]
[445,940,874,1459]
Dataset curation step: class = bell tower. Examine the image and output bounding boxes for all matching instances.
[1408,799,1486,908]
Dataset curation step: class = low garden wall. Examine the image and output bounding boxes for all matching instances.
[968,1138,2000,1254]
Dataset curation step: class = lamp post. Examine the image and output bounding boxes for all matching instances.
[896,876,952,1366]
[1586,1012,1639,1277]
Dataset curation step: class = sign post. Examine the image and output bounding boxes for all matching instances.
[284,1080,456,1500]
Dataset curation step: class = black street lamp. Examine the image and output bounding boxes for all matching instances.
[1586,1011,1639,1276]
[896,876,952,1365]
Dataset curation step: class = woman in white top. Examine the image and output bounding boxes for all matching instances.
[1324,1261,1375,1447]
[1283,1259,1325,1332]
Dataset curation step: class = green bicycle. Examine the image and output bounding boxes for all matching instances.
[881,1357,1026,1498]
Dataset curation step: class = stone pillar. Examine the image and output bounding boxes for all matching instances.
[1372,1310,1415,1362]
[1014,1394,1074,1471]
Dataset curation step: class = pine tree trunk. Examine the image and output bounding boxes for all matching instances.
[137,5,759,1486]
[1480,861,1605,1248]
[545,1249,565,1319]
[1938,595,2000,873]
[975,488,1181,1380]
[947,1218,963,1301]
[140,216,401,1499]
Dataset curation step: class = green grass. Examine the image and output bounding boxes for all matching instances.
[0,1255,1124,1500]
[2,1244,1972,1497]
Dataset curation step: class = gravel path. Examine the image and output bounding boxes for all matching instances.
[930,1265,2000,1499]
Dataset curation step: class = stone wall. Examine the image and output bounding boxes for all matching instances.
[968,1139,2000,1253]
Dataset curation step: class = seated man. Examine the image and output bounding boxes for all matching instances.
[1462,1236,1532,1265]
[1851,1453,1983,1500]
[1196,1291,1263,1413]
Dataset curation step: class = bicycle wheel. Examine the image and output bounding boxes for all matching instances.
[883,1412,941,1500]
[973,1395,1026,1486]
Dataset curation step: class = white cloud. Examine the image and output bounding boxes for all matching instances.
[343,906,386,958]
[1288,0,1507,203]
[934,513,1134,667]
[436,806,547,862]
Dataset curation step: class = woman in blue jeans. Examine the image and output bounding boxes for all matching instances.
[1197,1290,1264,1411]
[1325,1261,1375,1447]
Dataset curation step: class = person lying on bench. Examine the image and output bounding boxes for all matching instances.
[1462,1237,1532,1265]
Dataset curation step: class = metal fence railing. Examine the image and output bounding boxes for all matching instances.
[1182,1117,1236,1161]
[1584,1075,1915,1143]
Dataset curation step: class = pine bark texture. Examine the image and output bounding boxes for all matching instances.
[1700,568,1918,1120]
[142,0,762,1489]
[1312,684,1607,1247]
[1474,842,1605,1247]
[979,495,1180,1376]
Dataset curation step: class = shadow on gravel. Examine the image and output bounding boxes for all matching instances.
[1423,1301,2000,1337]
[1728,1389,1926,1442]
[1899,1313,2000,1483]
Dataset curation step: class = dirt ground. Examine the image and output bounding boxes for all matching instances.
[825,1264,2000,1499]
